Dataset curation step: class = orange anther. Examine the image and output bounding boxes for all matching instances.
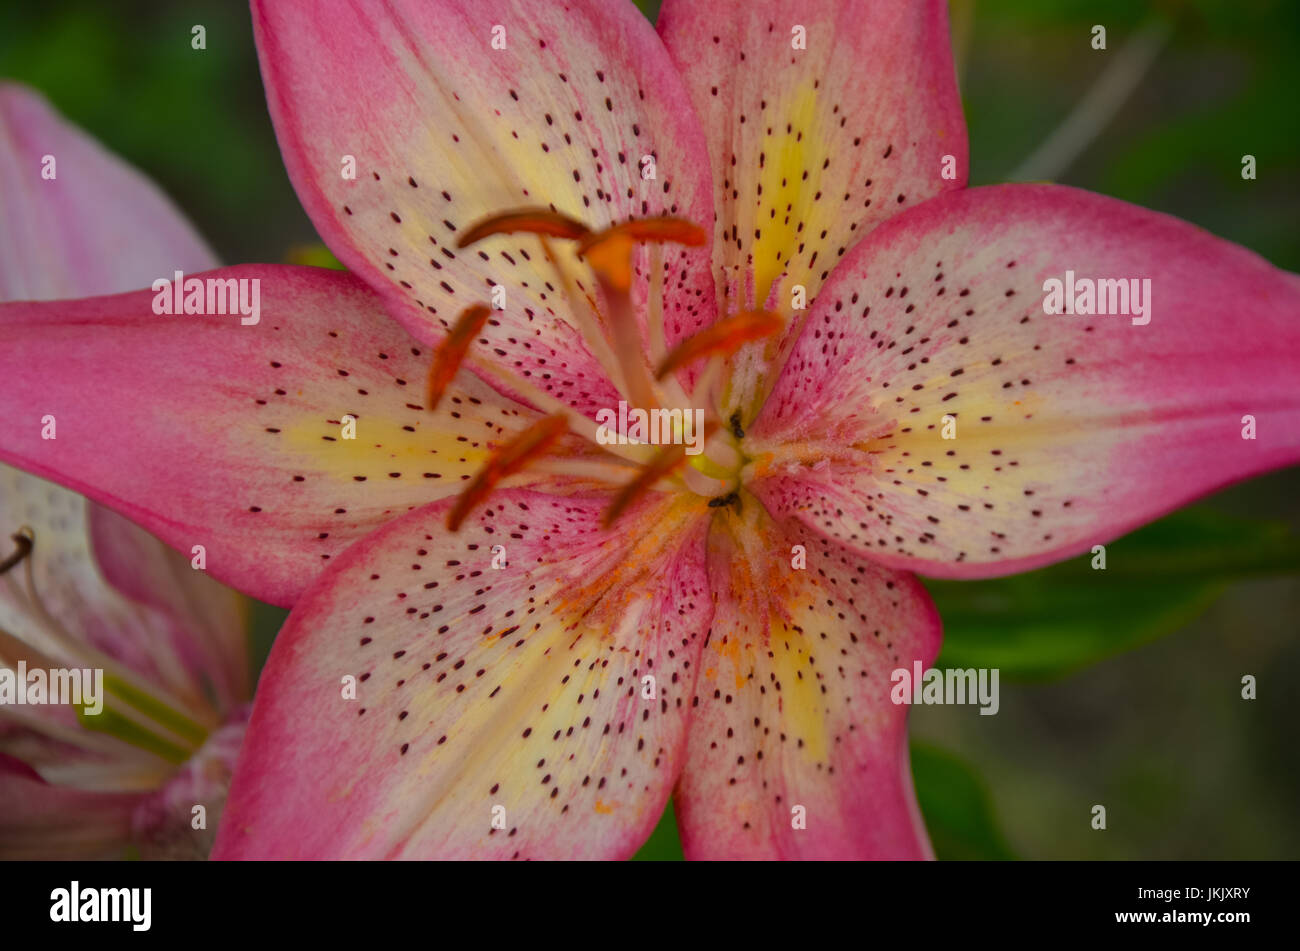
[580,232,636,294]
[575,217,707,253]
[576,217,707,294]
[426,304,492,411]
[447,414,570,531]
[654,310,784,380]
[456,209,590,249]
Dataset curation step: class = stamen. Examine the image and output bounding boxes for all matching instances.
[594,276,659,411]
[576,217,707,294]
[655,310,784,381]
[456,209,590,248]
[646,243,667,365]
[537,235,628,399]
[528,455,639,483]
[0,528,33,576]
[579,217,708,250]
[603,421,720,528]
[426,304,492,411]
[443,208,730,478]
[643,245,693,410]
[571,217,708,412]
[681,463,729,498]
[448,413,570,531]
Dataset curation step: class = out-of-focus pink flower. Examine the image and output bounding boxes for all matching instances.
[0,84,249,859]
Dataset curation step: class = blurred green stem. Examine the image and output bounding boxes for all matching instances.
[1010,18,1171,182]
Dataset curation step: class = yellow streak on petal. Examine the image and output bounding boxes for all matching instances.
[709,504,829,762]
[281,415,495,484]
[750,80,828,307]
[767,629,828,763]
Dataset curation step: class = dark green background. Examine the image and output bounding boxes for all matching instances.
[3,0,1297,859]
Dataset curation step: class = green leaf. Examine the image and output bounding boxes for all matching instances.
[631,800,684,860]
[911,742,1015,860]
[926,506,1300,680]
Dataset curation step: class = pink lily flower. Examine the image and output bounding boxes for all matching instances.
[0,0,1297,860]
[0,84,250,859]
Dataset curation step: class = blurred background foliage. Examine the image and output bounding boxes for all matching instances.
[3,0,1297,859]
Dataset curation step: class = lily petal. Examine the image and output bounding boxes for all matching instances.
[0,83,216,301]
[251,0,717,417]
[214,489,712,859]
[674,512,940,858]
[751,184,1300,578]
[0,265,550,606]
[657,0,966,313]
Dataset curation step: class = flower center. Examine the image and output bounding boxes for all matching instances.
[425,209,783,529]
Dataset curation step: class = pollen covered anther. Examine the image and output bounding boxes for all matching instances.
[447,413,570,531]
[427,303,492,411]
[456,209,590,249]
[655,310,784,380]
